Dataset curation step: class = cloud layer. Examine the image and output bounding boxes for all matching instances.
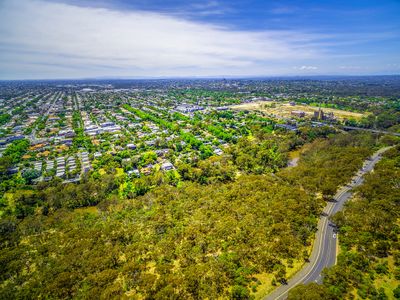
[0,0,398,79]
[0,0,325,78]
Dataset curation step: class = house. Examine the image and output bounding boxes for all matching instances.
[161,161,174,171]
[275,124,298,132]
[175,104,205,113]
[100,121,115,127]
[80,152,92,173]
[46,160,54,171]
[65,131,76,138]
[93,152,102,159]
[33,161,42,173]
[145,140,156,147]
[141,164,154,175]
[6,135,24,143]
[63,177,80,184]
[7,167,18,175]
[291,110,306,118]
[56,169,66,178]
[85,125,98,131]
[62,139,73,146]
[127,169,140,177]
[103,125,121,133]
[82,164,92,173]
[67,157,76,171]
[156,149,170,157]
[12,125,24,132]
[128,123,141,129]
[87,130,101,136]
[214,148,223,156]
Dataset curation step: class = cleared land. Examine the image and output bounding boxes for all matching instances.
[231,101,366,120]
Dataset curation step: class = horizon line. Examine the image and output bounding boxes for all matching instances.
[1,74,400,82]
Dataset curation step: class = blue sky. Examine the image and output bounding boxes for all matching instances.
[0,0,399,79]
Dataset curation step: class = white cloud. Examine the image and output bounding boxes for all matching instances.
[339,65,365,70]
[386,63,400,69]
[294,65,318,70]
[0,0,324,78]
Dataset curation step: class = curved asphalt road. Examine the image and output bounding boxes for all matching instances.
[264,146,392,300]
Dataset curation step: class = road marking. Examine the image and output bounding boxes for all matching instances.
[335,233,339,265]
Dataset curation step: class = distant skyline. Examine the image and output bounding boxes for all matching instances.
[0,0,399,80]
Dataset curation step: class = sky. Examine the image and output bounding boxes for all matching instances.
[0,0,399,79]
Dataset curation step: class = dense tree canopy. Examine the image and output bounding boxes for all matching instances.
[0,132,392,299]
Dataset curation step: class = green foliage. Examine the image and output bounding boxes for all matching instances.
[279,133,376,198]
[0,174,318,299]
[180,131,203,150]
[11,106,23,115]
[72,128,93,150]
[206,124,233,142]
[177,155,236,184]
[229,137,288,174]
[72,111,83,130]
[0,156,12,174]
[297,125,337,142]
[22,169,41,184]
[231,285,252,299]
[0,113,11,126]
[288,283,332,300]
[394,285,400,299]
[123,104,179,132]
[2,139,30,164]
[36,116,48,131]
[0,132,384,299]
[199,144,214,159]
[140,151,157,165]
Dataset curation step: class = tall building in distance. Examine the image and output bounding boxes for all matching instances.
[313,108,335,121]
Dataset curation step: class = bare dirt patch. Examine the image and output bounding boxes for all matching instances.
[231,101,366,120]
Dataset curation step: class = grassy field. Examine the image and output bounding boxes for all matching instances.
[251,256,310,299]
[231,101,366,121]
[373,256,398,300]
